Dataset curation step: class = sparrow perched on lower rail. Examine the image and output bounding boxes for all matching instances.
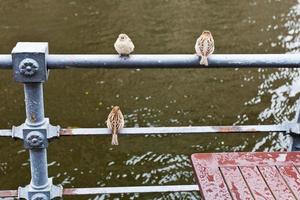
[114,33,135,56]
[106,106,125,145]
[195,30,214,66]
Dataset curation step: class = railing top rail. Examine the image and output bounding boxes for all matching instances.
[0,54,300,69]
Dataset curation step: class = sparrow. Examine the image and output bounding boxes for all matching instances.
[106,106,125,145]
[114,33,135,56]
[195,30,214,66]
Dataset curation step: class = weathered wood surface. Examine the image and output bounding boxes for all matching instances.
[192,152,300,200]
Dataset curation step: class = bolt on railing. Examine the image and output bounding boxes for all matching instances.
[0,42,300,199]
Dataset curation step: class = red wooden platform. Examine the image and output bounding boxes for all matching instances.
[191,152,300,200]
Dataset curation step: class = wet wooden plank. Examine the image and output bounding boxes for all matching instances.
[191,156,232,199]
[240,166,275,200]
[220,166,253,200]
[192,152,300,167]
[258,166,295,199]
[278,166,300,198]
[191,152,300,200]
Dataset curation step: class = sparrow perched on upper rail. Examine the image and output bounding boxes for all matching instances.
[114,33,135,56]
[195,30,214,66]
[106,106,125,145]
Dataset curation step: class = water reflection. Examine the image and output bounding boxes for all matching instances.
[282,1,300,52]
[243,0,300,152]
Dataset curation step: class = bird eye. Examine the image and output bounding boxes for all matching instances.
[121,36,124,39]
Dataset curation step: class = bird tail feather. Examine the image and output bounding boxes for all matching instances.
[200,56,208,66]
[111,134,119,145]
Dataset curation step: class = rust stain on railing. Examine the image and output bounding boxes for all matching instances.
[0,190,18,197]
[59,128,73,135]
[213,126,242,133]
[213,126,258,133]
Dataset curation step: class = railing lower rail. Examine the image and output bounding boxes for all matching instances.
[0,125,289,137]
[0,185,199,198]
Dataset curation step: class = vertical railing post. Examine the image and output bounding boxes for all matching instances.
[288,106,300,151]
[290,134,300,151]
[11,42,62,200]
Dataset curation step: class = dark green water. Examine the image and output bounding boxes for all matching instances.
[1,0,300,199]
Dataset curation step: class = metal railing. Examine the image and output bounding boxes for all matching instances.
[2,54,300,69]
[0,42,300,199]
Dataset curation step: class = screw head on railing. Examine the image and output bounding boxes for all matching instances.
[31,193,48,200]
[19,58,39,76]
[25,131,45,148]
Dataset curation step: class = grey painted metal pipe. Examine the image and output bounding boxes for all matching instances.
[0,185,199,197]
[0,129,12,137]
[29,149,49,188]
[0,124,288,137]
[59,124,287,136]
[24,83,45,124]
[1,54,300,69]
[24,83,49,189]
[0,55,11,69]
[63,185,199,195]
[46,54,300,68]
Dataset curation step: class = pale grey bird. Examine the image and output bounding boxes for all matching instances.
[195,30,215,66]
[114,33,135,56]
